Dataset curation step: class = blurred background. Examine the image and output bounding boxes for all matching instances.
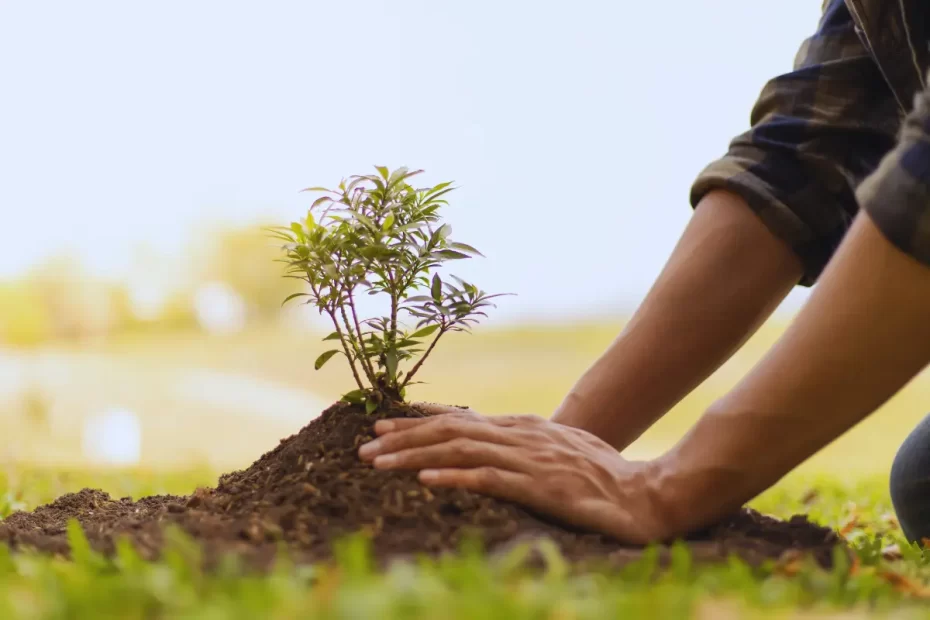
[0,0,917,482]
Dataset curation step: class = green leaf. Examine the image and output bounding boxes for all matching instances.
[431,274,442,302]
[365,399,378,414]
[115,536,144,572]
[323,331,342,341]
[281,292,310,306]
[341,389,366,405]
[67,519,98,567]
[311,195,332,209]
[301,186,332,193]
[437,224,452,239]
[423,184,455,203]
[375,165,390,180]
[410,325,440,339]
[382,212,395,231]
[386,166,407,184]
[537,539,568,582]
[323,264,339,279]
[314,350,340,370]
[425,181,453,195]
[385,349,398,379]
[450,242,484,257]
[435,249,470,260]
[356,213,377,231]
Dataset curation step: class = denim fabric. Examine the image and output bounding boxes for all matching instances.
[891,414,930,542]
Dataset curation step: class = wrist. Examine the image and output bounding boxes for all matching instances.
[552,388,623,443]
[640,456,699,541]
[551,388,585,422]
[646,405,753,539]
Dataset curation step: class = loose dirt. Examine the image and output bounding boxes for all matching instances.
[0,403,845,571]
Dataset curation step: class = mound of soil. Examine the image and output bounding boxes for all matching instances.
[0,404,845,571]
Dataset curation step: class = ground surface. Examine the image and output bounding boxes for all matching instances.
[0,405,843,574]
[5,322,930,617]
[2,468,930,618]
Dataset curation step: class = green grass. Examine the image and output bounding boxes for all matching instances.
[3,468,930,618]
[7,321,930,616]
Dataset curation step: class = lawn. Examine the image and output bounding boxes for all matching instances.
[1,468,929,618]
[5,320,930,617]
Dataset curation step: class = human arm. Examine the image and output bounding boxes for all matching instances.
[656,210,930,535]
[359,206,930,544]
[361,0,912,542]
[553,0,900,450]
[656,82,930,536]
[550,188,802,450]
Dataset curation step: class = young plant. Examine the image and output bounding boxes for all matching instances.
[270,166,507,413]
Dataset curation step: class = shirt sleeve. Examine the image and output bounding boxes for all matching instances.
[857,83,930,267]
[690,0,900,286]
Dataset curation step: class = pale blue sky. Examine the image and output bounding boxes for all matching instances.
[0,1,823,321]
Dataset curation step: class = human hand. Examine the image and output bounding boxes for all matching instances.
[358,404,674,544]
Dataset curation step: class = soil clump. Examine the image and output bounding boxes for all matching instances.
[0,404,845,571]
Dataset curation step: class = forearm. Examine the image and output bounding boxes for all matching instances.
[656,212,930,536]
[552,190,803,450]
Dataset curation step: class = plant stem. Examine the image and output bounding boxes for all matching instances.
[388,279,399,389]
[401,325,445,388]
[341,300,377,385]
[304,278,365,390]
[325,308,365,391]
[309,278,363,391]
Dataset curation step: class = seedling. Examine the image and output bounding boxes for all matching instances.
[270,166,507,412]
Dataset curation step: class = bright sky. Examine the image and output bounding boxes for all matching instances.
[0,1,823,321]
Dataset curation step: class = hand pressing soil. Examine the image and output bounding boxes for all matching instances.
[0,403,845,572]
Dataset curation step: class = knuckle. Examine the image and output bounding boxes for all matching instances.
[504,414,542,426]
[522,429,551,446]
[475,467,501,487]
[389,450,411,467]
[448,437,474,455]
[379,434,400,451]
[536,448,560,464]
[433,418,459,438]
[495,415,522,427]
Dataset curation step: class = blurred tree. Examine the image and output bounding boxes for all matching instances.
[0,282,53,347]
[197,224,303,322]
[21,385,50,430]
[25,255,115,342]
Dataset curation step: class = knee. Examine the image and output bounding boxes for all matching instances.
[891,415,930,543]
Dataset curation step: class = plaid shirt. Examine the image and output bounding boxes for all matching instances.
[691,0,930,285]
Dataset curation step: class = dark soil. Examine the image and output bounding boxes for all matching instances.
[0,403,845,571]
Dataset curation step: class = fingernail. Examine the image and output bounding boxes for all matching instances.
[373,454,397,468]
[358,439,381,459]
[374,420,395,433]
[419,469,439,483]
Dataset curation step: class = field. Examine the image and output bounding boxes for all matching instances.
[4,320,930,617]
[1,469,926,618]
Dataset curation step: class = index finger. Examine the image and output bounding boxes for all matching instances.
[410,402,478,417]
[373,406,480,435]
[362,415,520,461]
